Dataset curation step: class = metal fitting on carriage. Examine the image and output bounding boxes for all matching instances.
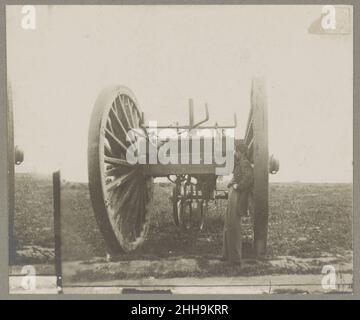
[15,145,24,165]
[269,154,279,174]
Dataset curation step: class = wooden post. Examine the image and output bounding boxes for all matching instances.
[53,170,63,293]
[7,82,15,265]
[189,99,194,128]
[252,78,269,257]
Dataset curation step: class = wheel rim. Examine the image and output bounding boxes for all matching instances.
[88,86,153,253]
[172,185,180,226]
[245,78,269,256]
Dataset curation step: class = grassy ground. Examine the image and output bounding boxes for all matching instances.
[14,173,352,267]
[14,173,54,249]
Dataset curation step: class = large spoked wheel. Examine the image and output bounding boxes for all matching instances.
[88,86,154,254]
[244,78,269,257]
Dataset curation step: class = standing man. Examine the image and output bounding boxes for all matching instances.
[222,141,254,265]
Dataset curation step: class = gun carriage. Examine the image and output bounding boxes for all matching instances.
[88,79,279,256]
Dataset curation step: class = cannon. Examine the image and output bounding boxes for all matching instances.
[88,79,279,256]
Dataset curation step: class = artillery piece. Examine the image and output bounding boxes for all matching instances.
[88,79,279,257]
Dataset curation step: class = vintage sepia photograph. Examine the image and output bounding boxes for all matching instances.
[6,4,353,294]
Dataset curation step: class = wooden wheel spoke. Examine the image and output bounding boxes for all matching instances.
[110,103,129,138]
[116,182,141,241]
[129,128,147,140]
[107,117,115,134]
[133,104,142,125]
[116,178,140,209]
[106,169,137,192]
[106,165,129,177]
[128,99,137,129]
[104,156,132,166]
[104,140,113,156]
[105,127,127,152]
[134,185,144,237]
[130,185,142,238]
[131,103,140,128]
[119,94,134,129]
[127,96,141,121]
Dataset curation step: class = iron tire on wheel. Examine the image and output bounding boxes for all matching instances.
[245,78,269,257]
[88,86,154,254]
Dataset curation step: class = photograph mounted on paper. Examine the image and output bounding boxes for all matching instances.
[6,5,353,294]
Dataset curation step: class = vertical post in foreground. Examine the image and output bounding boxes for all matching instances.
[7,81,15,265]
[53,170,63,293]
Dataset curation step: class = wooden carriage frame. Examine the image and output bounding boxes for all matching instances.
[87,78,279,257]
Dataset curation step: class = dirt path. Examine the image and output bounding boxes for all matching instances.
[61,252,352,281]
[9,253,352,294]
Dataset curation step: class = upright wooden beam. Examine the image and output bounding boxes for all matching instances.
[189,99,194,128]
[53,170,63,293]
[7,81,15,265]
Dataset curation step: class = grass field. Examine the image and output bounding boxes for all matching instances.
[14,173,353,271]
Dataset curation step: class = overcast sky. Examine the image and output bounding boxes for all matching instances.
[7,5,353,182]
